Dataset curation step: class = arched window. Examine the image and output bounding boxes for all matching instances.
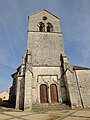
[38,22,45,32]
[47,23,53,32]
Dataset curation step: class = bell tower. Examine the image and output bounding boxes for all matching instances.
[24,9,69,110]
[27,9,65,66]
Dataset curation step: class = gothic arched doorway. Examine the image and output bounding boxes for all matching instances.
[40,84,48,103]
[50,84,58,103]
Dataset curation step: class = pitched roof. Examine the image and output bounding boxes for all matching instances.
[11,71,18,77]
[0,91,9,94]
[29,9,59,19]
[73,65,90,70]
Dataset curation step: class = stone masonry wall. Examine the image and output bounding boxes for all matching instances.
[65,70,82,108]
[28,32,64,66]
[76,70,90,108]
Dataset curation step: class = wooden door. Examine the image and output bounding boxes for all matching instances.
[40,84,48,103]
[50,84,58,103]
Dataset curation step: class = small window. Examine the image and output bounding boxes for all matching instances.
[43,16,47,20]
[47,23,53,32]
[3,97,5,99]
[38,22,45,32]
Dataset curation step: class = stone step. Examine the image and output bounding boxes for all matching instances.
[32,103,70,112]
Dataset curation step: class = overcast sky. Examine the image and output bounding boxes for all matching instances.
[0,0,90,92]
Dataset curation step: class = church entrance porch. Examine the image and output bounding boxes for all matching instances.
[38,75,61,104]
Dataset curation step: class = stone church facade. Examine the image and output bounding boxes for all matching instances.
[9,9,90,110]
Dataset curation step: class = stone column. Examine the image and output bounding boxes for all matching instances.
[24,70,32,110]
[15,76,21,109]
[48,85,51,103]
[58,83,62,103]
[38,84,40,103]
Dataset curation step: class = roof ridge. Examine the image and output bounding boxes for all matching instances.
[73,65,90,70]
[28,9,59,19]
